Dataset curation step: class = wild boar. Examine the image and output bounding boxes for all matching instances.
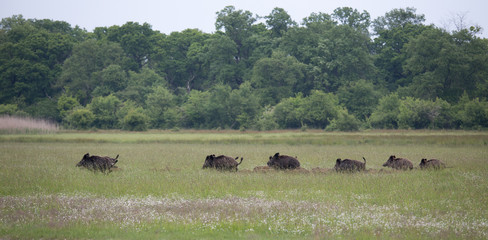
[334,157,366,172]
[202,154,243,171]
[76,153,119,173]
[267,153,300,170]
[419,158,446,170]
[382,155,413,170]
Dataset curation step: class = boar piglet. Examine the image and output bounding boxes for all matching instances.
[419,158,446,170]
[267,153,300,170]
[334,157,366,172]
[76,153,119,173]
[382,155,413,170]
[202,154,243,171]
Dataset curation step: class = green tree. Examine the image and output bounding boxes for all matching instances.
[0,16,77,105]
[202,33,242,88]
[92,64,128,97]
[215,6,256,62]
[57,39,125,104]
[332,7,371,34]
[251,51,306,105]
[402,27,488,102]
[100,22,158,71]
[302,12,333,26]
[265,7,297,38]
[372,8,428,91]
[154,29,209,92]
[313,25,375,90]
[117,68,167,107]
[372,7,425,33]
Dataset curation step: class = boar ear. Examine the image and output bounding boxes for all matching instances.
[274,153,280,157]
[336,159,341,163]
[84,153,90,158]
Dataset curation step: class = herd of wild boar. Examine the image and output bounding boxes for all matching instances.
[76,152,447,174]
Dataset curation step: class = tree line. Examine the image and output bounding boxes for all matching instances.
[1,6,487,131]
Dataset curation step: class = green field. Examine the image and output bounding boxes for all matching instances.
[1,130,487,239]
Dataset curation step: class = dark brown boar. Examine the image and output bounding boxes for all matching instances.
[202,154,243,171]
[76,153,119,173]
[382,155,413,170]
[334,157,366,172]
[267,153,300,170]
[419,158,446,170]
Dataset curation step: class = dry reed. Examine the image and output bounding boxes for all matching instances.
[0,115,59,133]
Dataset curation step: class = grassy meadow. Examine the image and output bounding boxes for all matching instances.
[0,130,487,239]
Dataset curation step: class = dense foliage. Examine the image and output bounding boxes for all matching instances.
[1,7,487,130]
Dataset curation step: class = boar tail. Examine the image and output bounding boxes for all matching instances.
[237,157,244,166]
[115,154,119,160]
[362,157,366,164]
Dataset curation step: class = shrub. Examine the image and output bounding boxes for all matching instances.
[369,93,401,129]
[57,95,80,119]
[325,109,361,132]
[66,108,95,130]
[397,97,454,129]
[121,109,148,131]
[337,79,380,120]
[458,98,488,129]
[88,95,121,129]
[254,106,279,131]
[0,104,18,115]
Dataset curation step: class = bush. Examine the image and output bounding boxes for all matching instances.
[397,97,454,129]
[458,98,488,129]
[66,108,95,130]
[273,94,304,128]
[57,95,80,119]
[254,106,279,131]
[325,109,361,132]
[369,93,401,129]
[273,91,340,129]
[337,79,380,120]
[0,104,18,115]
[301,90,340,128]
[88,95,121,129]
[145,86,176,129]
[121,110,148,131]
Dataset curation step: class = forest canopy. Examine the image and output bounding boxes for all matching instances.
[1,6,487,131]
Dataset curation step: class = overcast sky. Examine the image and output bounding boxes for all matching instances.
[2,0,488,37]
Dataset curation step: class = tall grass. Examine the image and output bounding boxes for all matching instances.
[0,132,487,239]
[0,115,59,134]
